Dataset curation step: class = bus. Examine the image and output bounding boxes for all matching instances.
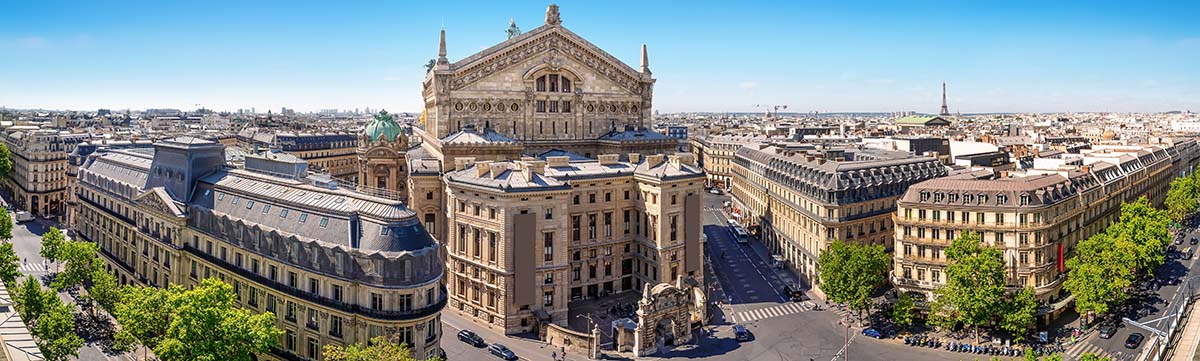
[733,226,749,243]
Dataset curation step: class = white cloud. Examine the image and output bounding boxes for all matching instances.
[738,81,758,90]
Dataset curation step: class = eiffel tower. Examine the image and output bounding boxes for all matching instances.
[939,82,951,116]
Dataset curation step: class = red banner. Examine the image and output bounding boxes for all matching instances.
[1057,244,1064,272]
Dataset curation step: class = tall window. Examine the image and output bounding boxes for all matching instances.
[488,232,497,262]
[543,232,554,262]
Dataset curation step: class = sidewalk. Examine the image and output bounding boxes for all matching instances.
[1169,298,1200,361]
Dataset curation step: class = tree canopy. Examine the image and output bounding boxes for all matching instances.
[323,336,442,361]
[932,231,1006,340]
[114,278,282,361]
[51,240,102,290]
[0,208,13,241]
[999,287,1038,342]
[40,227,66,263]
[817,241,890,314]
[1064,196,1169,318]
[0,143,12,179]
[0,241,21,285]
[1165,169,1200,222]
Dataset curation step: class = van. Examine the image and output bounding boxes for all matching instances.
[15,211,34,223]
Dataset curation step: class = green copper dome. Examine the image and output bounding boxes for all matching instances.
[364,110,403,142]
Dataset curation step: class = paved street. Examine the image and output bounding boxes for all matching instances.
[1060,228,1200,361]
[7,213,127,361]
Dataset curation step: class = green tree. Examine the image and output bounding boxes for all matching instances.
[116,278,282,361]
[999,287,1038,342]
[0,208,13,241]
[1110,197,1171,272]
[33,295,84,361]
[88,267,120,313]
[1024,349,1038,361]
[13,276,50,323]
[1064,232,1135,318]
[0,143,12,179]
[323,335,442,361]
[112,285,171,355]
[50,240,101,290]
[1165,173,1200,222]
[817,241,890,318]
[891,292,916,327]
[40,227,66,264]
[0,241,21,285]
[1043,353,1064,361]
[936,231,1006,342]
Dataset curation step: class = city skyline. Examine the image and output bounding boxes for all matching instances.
[2,0,1198,113]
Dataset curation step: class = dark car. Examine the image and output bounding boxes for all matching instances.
[734,324,751,342]
[457,330,485,347]
[1099,324,1117,339]
[862,328,882,339]
[488,343,517,360]
[782,285,806,302]
[1192,238,1198,245]
[1125,332,1145,349]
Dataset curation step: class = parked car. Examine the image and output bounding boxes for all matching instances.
[14,211,33,223]
[1125,332,1145,349]
[862,328,882,339]
[733,324,751,342]
[457,330,485,347]
[488,343,517,360]
[1099,324,1117,339]
[1192,238,1198,246]
[1185,248,1195,260]
[709,188,723,195]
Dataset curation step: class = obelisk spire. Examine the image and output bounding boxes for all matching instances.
[437,28,448,65]
[640,44,650,74]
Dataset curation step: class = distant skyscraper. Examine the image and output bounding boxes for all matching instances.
[939,82,951,116]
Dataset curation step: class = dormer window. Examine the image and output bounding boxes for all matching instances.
[1019,193,1031,206]
[996,193,1008,205]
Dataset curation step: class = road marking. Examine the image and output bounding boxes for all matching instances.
[706,209,784,303]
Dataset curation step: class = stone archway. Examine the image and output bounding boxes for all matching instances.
[632,278,701,357]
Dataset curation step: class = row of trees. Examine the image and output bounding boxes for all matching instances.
[819,231,1041,342]
[928,232,1039,342]
[33,226,436,360]
[1165,169,1200,222]
[1063,197,1171,321]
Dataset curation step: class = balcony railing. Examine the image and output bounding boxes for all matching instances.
[182,244,447,321]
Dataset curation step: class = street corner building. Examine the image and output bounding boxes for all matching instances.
[729,142,947,298]
[891,139,1200,324]
[74,137,447,360]
[440,152,707,335]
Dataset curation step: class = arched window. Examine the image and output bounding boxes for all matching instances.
[536,74,574,93]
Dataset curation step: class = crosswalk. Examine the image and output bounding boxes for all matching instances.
[731,301,813,323]
[1063,341,1117,361]
[18,263,46,273]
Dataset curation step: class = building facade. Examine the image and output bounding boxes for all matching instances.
[2,128,73,218]
[730,143,946,293]
[417,4,676,166]
[689,134,767,190]
[440,153,705,334]
[75,138,446,361]
[891,141,1198,323]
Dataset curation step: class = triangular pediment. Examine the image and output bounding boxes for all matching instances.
[448,25,645,94]
[135,187,186,218]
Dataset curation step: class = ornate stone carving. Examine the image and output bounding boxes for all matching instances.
[450,32,642,95]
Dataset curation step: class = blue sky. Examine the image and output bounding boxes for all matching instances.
[2,0,1197,113]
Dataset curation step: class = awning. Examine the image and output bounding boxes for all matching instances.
[533,308,551,321]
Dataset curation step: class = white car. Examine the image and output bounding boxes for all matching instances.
[709,188,722,195]
[14,211,34,223]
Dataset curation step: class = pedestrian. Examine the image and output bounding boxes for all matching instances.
[552,351,557,360]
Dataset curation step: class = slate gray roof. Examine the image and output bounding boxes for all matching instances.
[599,128,670,141]
[441,127,516,144]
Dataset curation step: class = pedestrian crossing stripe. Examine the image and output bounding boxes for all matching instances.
[736,302,811,323]
[18,263,45,272]
[1064,342,1110,360]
